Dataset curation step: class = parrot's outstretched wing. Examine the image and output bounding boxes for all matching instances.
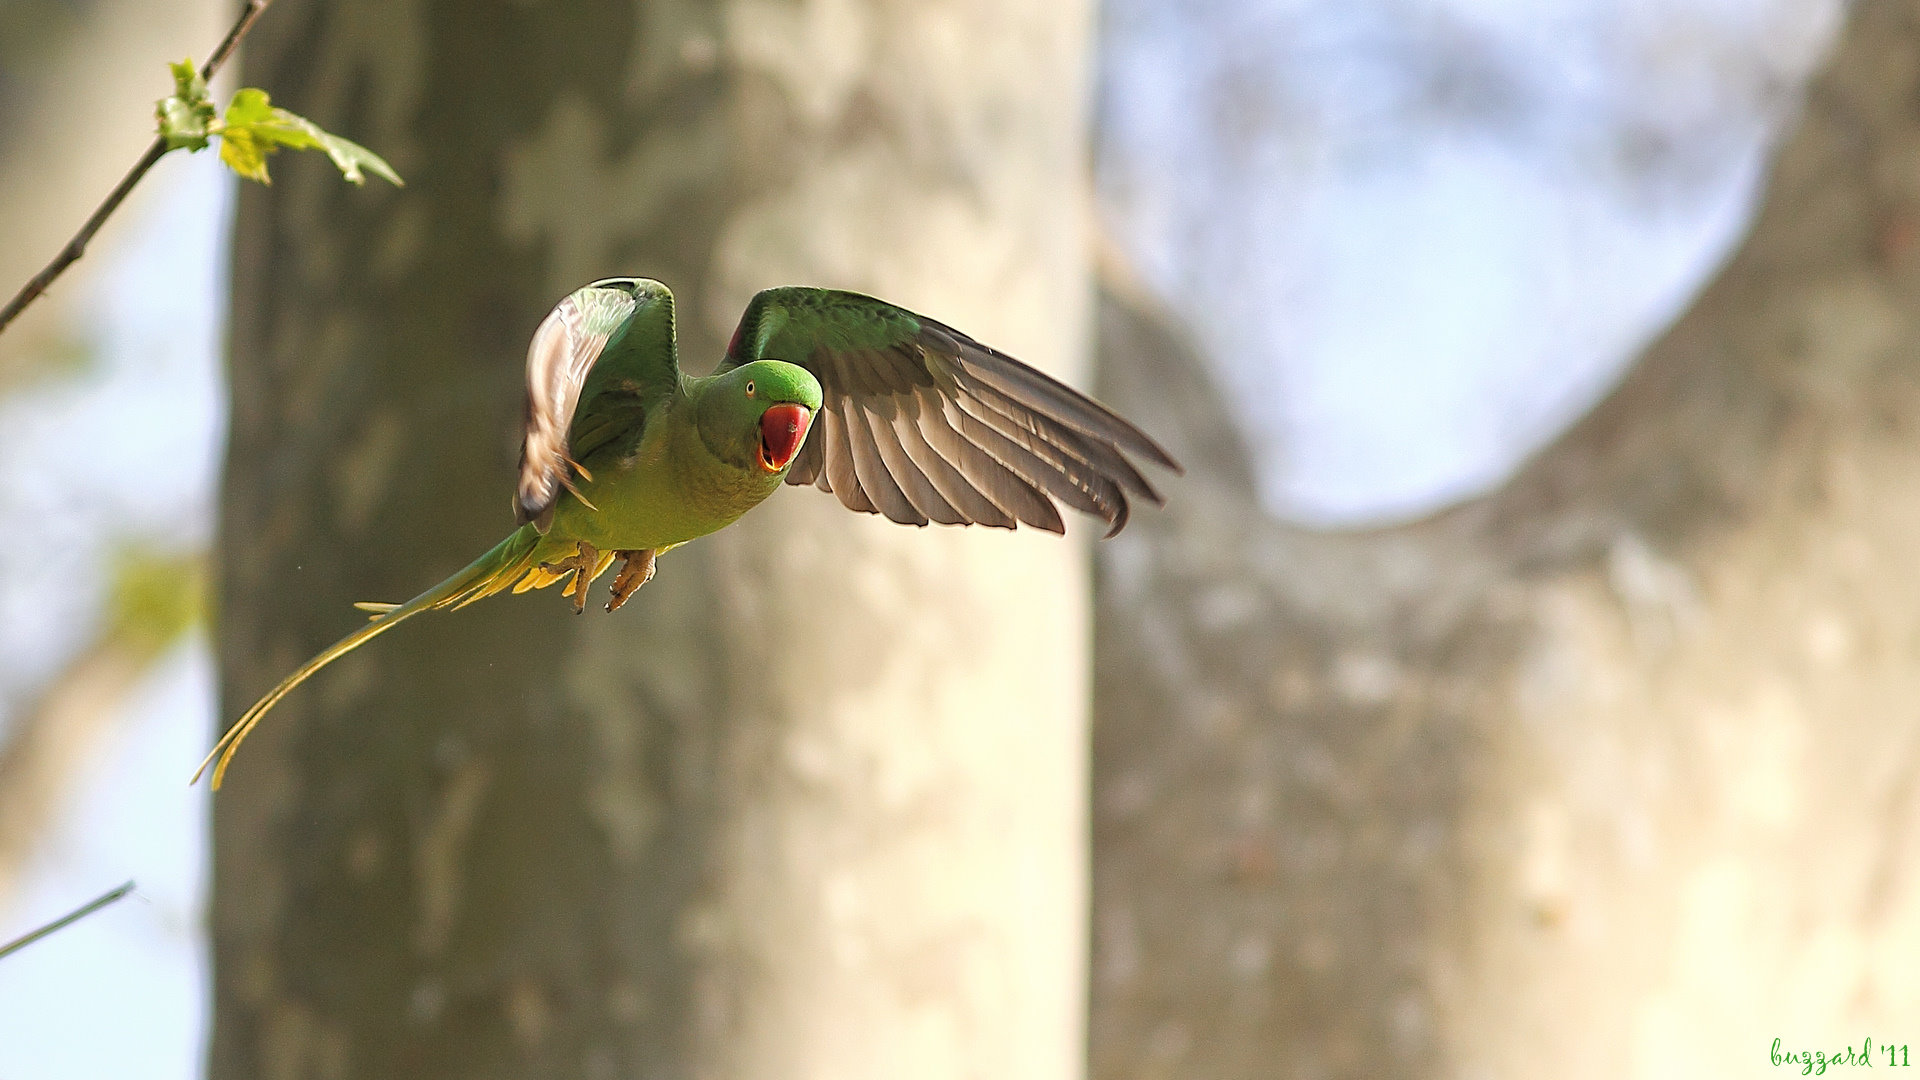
[517,278,681,530]
[718,287,1182,537]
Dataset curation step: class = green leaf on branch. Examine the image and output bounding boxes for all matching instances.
[151,60,403,187]
[154,58,215,152]
[215,87,403,187]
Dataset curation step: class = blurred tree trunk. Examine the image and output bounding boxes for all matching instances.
[214,3,1092,1079]
[1091,1,1920,1078]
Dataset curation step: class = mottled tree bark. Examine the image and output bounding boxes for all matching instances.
[215,2,1092,1079]
[1091,2,1920,1078]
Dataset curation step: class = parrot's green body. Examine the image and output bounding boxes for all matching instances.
[200,278,1180,788]
[537,368,808,554]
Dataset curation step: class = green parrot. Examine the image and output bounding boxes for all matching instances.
[197,279,1181,788]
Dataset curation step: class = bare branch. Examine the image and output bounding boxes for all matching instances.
[0,0,273,337]
[0,880,135,961]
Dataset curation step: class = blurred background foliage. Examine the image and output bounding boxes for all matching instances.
[0,0,223,1072]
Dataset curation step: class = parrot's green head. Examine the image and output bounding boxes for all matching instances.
[697,359,823,475]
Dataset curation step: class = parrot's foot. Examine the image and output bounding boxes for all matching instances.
[541,540,601,615]
[606,549,657,613]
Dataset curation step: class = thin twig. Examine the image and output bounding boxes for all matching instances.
[201,0,272,77]
[0,0,273,337]
[0,881,136,961]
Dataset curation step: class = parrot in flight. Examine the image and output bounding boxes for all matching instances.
[197,279,1181,788]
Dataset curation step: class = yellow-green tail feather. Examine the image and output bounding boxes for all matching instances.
[195,526,545,789]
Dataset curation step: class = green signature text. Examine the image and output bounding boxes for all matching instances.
[1774,1038,1910,1075]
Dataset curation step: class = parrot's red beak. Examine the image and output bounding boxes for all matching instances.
[759,403,812,472]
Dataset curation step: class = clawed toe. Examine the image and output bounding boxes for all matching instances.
[540,540,600,614]
[606,549,656,613]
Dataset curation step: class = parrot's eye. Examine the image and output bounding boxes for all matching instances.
[745,380,756,396]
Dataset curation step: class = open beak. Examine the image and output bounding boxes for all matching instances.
[759,403,812,472]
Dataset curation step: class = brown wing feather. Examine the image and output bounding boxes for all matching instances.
[926,397,1067,533]
[820,405,875,514]
[516,289,636,529]
[891,399,1018,529]
[844,393,926,526]
[865,409,963,524]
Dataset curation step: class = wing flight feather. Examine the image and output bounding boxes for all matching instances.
[515,279,677,530]
[718,287,1181,537]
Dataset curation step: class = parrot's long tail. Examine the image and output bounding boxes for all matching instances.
[194,526,546,789]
